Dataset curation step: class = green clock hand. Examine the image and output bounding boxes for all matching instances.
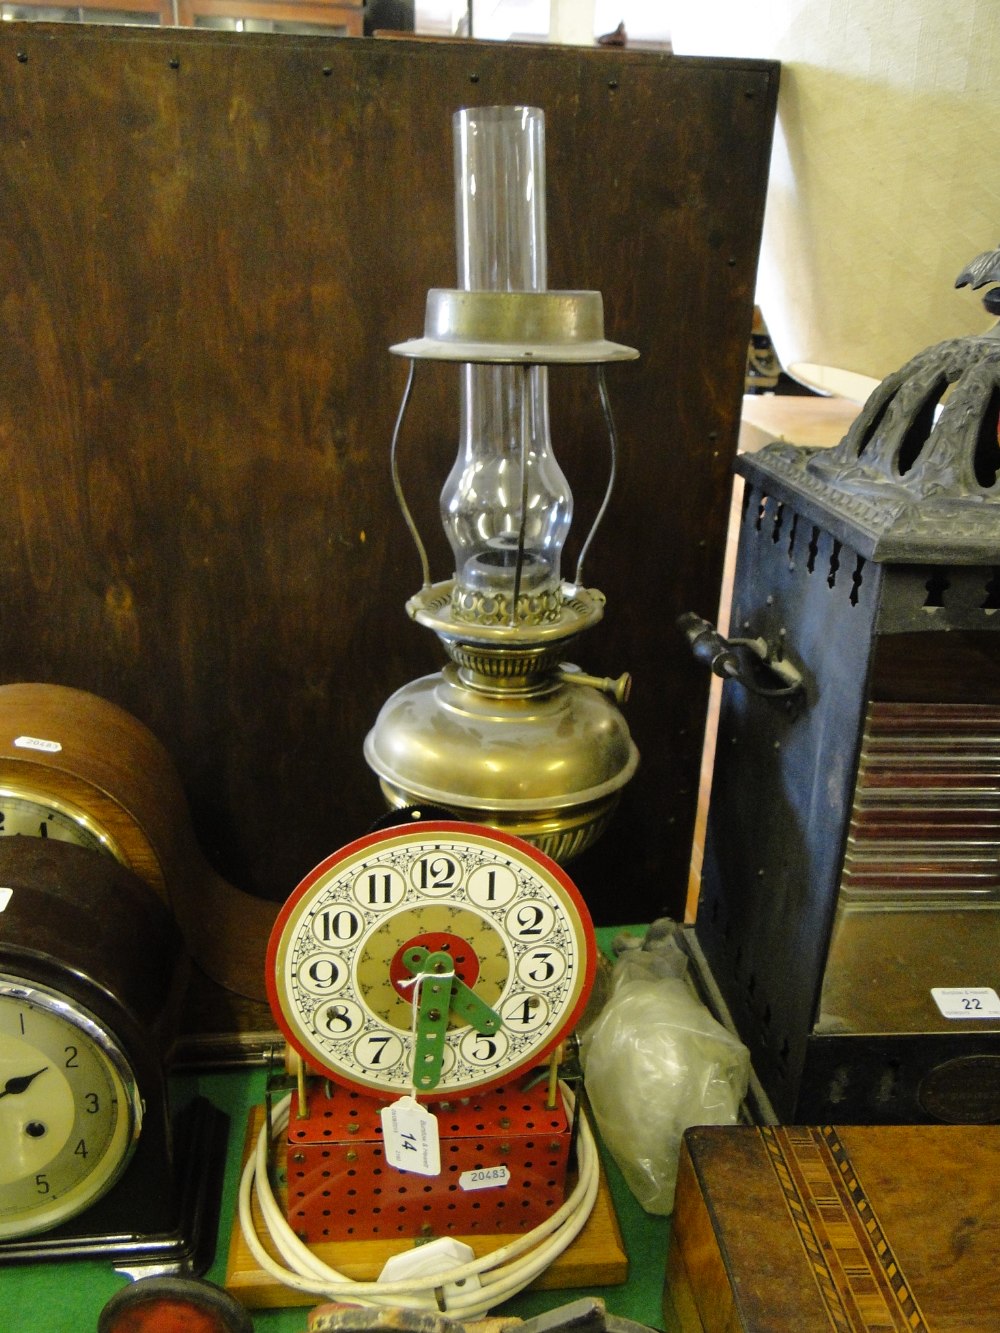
[401,946,503,1091]
[406,949,453,1091]
[401,947,501,1036]
[446,975,501,1035]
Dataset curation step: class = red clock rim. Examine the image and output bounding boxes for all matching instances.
[265,819,597,1101]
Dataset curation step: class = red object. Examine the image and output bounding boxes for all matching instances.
[98,1276,253,1333]
[285,1076,571,1242]
[265,820,597,1102]
[102,1305,219,1332]
[387,931,480,996]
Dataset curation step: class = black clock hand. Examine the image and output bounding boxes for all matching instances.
[0,1067,48,1098]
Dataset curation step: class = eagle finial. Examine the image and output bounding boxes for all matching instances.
[955,244,1000,315]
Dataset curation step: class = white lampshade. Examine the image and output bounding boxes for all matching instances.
[672,1,1000,401]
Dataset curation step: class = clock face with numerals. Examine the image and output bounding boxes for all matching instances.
[266,822,596,1099]
[0,977,141,1238]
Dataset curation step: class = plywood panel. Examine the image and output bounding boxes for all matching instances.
[0,25,777,933]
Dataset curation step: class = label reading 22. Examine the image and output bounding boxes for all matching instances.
[931,987,1000,1020]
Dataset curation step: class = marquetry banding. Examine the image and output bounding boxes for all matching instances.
[761,1125,930,1333]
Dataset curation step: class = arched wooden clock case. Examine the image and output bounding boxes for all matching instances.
[0,682,274,1007]
[0,837,226,1269]
[0,682,239,1270]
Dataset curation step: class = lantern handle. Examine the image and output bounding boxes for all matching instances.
[390,359,433,591]
[573,366,618,589]
[677,612,805,700]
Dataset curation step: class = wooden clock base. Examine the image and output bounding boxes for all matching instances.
[225,1107,628,1310]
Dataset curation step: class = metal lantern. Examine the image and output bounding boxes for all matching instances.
[365,107,639,864]
[688,250,1000,1125]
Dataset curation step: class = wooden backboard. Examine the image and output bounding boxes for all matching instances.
[0,25,777,933]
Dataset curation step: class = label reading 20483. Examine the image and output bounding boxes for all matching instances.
[459,1165,511,1191]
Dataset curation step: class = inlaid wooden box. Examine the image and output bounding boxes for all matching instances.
[664,1123,1000,1331]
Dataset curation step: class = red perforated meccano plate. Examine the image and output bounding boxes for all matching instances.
[285,1078,570,1242]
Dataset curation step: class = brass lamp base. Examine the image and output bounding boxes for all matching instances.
[371,774,625,866]
[363,656,638,864]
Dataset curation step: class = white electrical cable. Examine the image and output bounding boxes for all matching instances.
[238,1082,600,1319]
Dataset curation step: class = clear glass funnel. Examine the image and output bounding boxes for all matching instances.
[441,106,572,624]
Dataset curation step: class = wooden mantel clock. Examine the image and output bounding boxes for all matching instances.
[0,681,272,1268]
[0,681,274,1000]
[0,837,226,1268]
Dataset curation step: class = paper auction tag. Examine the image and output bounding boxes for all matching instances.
[14,735,62,753]
[459,1165,510,1191]
[931,986,1000,1020]
[380,1095,441,1176]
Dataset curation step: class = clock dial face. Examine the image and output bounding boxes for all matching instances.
[0,789,119,860]
[267,822,595,1099]
[0,978,141,1238]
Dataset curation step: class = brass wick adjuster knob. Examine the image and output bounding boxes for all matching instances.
[557,664,632,704]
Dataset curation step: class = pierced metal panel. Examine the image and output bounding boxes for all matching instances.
[284,1079,569,1242]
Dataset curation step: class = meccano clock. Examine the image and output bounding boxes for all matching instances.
[267,821,596,1099]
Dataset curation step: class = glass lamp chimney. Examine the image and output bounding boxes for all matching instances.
[442,106,572,622]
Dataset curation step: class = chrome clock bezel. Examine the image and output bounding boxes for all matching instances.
[0,976,143,1239]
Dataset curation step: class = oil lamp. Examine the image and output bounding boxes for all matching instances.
[364,106,639,863]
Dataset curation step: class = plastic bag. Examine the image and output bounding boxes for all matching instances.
[580,924,750,1215]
